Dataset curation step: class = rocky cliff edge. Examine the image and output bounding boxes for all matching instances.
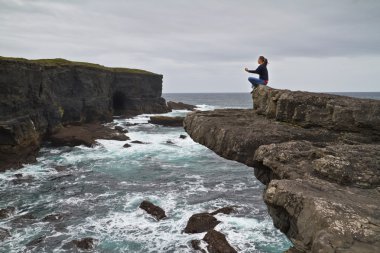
[0,57,170,171]
[184,86,380,253]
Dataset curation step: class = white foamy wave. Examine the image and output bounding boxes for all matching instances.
[195,104,218,111]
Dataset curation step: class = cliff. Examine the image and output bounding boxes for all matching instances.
[184,86,380,253]
[0,57,169,171]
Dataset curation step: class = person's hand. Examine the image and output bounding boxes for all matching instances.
[244,67,248,72]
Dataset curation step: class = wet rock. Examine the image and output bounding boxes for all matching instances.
[210,206,236,215]
[49,123,129,147]
[184,213,221,233]
[11,175,34,185]
[167,101,196,111]
[139,200,167,221]
[125,122,139,126]
[184,86,380,252]
[12,213,37,227]
[14,173,23,178]
[166,140,175,145]
[148,116,184,127]
[131,140,149,144]
[115,125,128,133]
[42,213,64,222]
[50,174,73,181]
[54,223,68,232]
[72,237,95,250]
[0,206,15,219]
[203,230,237,253]
[179,134,187,139]
[191,240,207,253]
[54,166,70,172]
[0,228,10,241]
[26,235,46,247]
[123,143,131,148]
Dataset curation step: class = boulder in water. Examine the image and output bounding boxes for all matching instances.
[0,206,15,219]
[0,228,10,241]
[115,125,128,133]
[203,230,237,253]
[26,235,46,247]
[123,143,131,148]
[11,174,34,185]
[131,140,149,144]
[139,200,167,221]
[210,206,236,215]
[42,213,65,222]
[54,166,70,172]
[72,237,95,250]
[184,213,220,233]
[11,213,37,227]
[167,101,196,111]
[179,134,187,139]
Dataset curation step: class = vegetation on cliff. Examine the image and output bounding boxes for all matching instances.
[0,56,159,75]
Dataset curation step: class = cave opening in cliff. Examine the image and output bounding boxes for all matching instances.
[112,91,127,115]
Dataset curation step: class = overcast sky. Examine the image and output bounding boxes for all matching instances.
[1,0,379,93]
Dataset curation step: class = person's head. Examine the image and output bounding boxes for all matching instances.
[258,56,268,65]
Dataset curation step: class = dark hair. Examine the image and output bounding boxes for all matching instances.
[259,56,268,66]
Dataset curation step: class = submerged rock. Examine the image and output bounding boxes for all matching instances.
[0,206,15,219]
[72,237,95,250]
[210,206,236,215]
[123,143,131,148]
[148,116,184,127]
[26,235,46,247]
[139,200,167,221]
[131,140,149,144]
[179,134,187,139]
[12,213,37,227]
[11,175,34,185]
[184,86,380,252]
[115,125,128,133]
[0,228,10,241]
[184,213,220,234]
[14,173,23,178]
[54,166,70,172]
[42,213,65,222]
[203,230,237,253]
[167,101,196,111]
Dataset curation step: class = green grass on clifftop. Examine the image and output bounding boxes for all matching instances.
[0,56,159,75]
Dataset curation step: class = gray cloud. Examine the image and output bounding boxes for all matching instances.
[1,0,379,92]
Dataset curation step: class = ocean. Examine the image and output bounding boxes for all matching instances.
[0,92,378,253]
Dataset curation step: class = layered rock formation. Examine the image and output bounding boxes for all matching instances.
[184,86,380,253]
[0,57,169,171]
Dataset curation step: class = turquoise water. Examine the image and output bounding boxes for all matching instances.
[0,106,292,252]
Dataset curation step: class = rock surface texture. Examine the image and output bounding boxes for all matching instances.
[148,116,185,127]
[184,86,380,253]
[0,57,170,171]
[139,200,167,221]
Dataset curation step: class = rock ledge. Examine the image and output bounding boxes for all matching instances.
[184,86,380,253]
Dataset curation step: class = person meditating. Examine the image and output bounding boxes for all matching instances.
[245,56,269,93]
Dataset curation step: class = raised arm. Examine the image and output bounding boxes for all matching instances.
[245,65,261,74]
